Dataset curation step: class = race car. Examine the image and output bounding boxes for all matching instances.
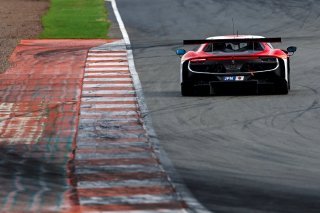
[176,35,297,96]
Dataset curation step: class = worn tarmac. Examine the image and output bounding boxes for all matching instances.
[113,0,320,212]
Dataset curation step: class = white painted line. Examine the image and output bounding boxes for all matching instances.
[79,127,144,133]
[77,179,169,189]
[86,62,128,66]
[77,133,144,140]
[79,194,178,205]
[84,78,132,82]
[78,119,141,123]
[76,210,186,213]
[0,138,39,143]
[81,104,137,108]
[75,152,151,160]
[79,121,142,127]
[85,71,129,74]
[79,111,138,116]
[76,210,187,213]
[83,84,133,88]
[77,142,148,148]
[78,124,143,131]
[107,0,130,45]
[82,90,135,95]
[84,73,130,77]
[75,165,161,174]
[76,164,158,170]
[81,97,137,102]
[79,116,140,121]
[88,52,127,56]
[85,67,128,71]
[79,132,145,139]
[87,57,128,61]
[79,111,138,115]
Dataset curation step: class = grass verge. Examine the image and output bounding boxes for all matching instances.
[40,0,109,38]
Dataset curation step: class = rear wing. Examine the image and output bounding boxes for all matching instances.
[183,37,281,45]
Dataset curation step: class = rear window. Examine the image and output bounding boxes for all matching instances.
[204,42,264,53]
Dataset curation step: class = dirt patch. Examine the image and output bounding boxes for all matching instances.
[0,0,49,72]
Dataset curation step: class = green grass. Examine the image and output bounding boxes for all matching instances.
[40,0,110,38]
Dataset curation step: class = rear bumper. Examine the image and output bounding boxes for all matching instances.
[185,70,283,83]
[209,80,267,94]
[211,79,257,89]
[182,80,285,95]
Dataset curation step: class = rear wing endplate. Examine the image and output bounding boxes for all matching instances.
[183,37,281,45]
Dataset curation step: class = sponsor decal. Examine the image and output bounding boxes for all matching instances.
[223,76,244,81]
[224,76,235,81]
[235,76,244,81]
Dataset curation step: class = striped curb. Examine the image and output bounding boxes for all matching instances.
[73,41,188,212]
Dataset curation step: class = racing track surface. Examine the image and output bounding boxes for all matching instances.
[113,1,320,212]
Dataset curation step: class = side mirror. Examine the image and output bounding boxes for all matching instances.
[287,46,297,56]
[176,49,186,56]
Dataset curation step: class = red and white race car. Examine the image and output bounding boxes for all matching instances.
[176,35,297,96]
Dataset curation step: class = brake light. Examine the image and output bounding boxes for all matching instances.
[190,58,207,63]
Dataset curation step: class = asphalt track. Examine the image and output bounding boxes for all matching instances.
[112,0,320,212]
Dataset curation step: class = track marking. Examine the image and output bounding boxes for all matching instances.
[85,67,128,71]
[75,46,187,212]
[72,0,210,212]
[106,1,211,213]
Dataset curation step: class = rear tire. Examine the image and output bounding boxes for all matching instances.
[288,70,291,91]
[181,83,193,96]
[277,81,289,95]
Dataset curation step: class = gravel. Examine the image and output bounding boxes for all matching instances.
[0,0,49,72]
